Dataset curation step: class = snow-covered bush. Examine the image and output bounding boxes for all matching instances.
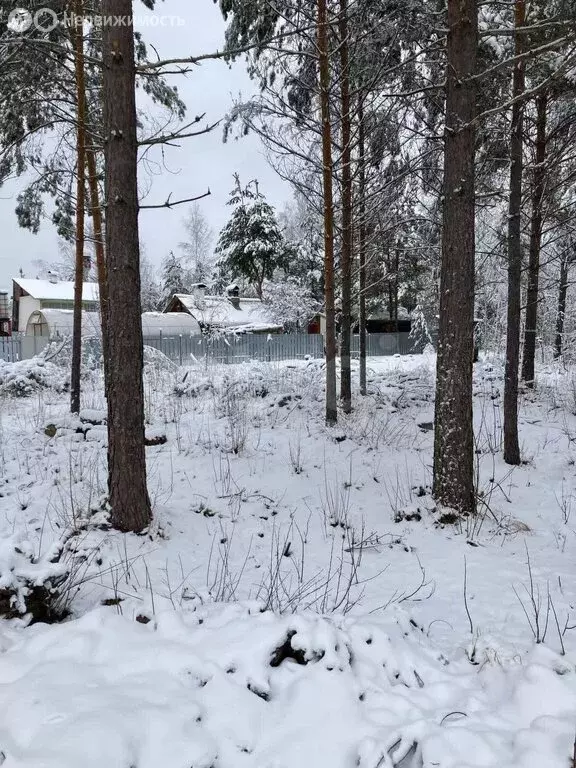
[39,336,102,373]
[143,345,177,372]
[263,279,321,332]
[174,364,270,401]
[0,535,69,622]
[174,371,215,398]
[0,357,69,397]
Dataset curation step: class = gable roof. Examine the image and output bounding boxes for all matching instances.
[170,294,282,333]
[13,278,99,302]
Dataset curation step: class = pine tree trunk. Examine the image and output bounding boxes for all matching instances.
[503,0,526,466]
[393,250,399,320]
[318,0,337,426]
[338,0,352,414]
[102,0,152,532]
[433,0,477,515]
[71,0,86,415]
[554,253,569,359]
[521,91,547,387]
[85,130,110,394]
[358,97,367,396]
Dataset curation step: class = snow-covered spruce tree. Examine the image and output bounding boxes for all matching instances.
[161,252,190,306]
[215,176,290,299]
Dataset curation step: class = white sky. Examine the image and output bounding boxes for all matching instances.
[0,0,291,289]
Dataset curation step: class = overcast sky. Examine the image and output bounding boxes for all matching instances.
[0,0,291,290]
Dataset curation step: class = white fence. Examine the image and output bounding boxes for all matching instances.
[0,332,423,365]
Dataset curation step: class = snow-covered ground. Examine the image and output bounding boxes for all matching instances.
[0,350,575,767]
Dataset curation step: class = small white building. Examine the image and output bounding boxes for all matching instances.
[12,277,100,333]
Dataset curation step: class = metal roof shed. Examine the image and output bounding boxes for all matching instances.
[26,310,201,339]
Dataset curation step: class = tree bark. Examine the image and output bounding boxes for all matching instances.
[317,0,337,426]
[393,250,399,320]
[102,0,152,532]
[338,0,352,414]
[433,0,477,515]
[521,91,548,387]
[503,0,526,466]
[358,96,367,396]
[554,252,569,359]
[85,128,110,393]
[70,0,86,415]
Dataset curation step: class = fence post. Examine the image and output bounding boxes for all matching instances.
[179,335,183,366]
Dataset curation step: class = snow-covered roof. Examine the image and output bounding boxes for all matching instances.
[141,312,201,337]
[171,294,282,333]
[26,310,201,339]
[14,278,99,302]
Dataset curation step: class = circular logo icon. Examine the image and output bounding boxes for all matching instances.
[33,8,59,32]
[7,8,33,33]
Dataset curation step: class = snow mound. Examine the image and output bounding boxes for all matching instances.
[143,344,178,372]
[39,337,102,372]
[0,357,68,397]
[0,605,574,767]
[370,364,433,409]
[0,534,68,620]
[174,361,324,411]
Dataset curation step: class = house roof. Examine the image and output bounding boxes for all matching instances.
[171,294,282,333]
[141,312,201,336]
[13,278,99,302]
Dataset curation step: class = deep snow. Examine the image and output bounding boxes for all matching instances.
[0,350,575,766]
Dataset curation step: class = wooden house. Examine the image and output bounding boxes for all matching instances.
[164,285,282,335]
